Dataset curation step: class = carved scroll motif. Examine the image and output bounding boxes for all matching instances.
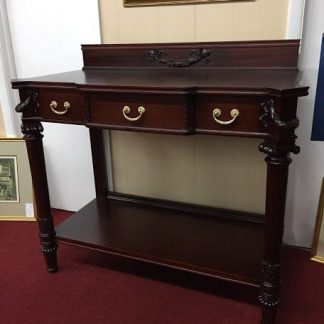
[15,90,39,113]
[148,48,210,68]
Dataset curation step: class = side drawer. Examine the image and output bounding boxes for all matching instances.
[195,95,265,136]
[37,89,84,123]
[88,93,193,134]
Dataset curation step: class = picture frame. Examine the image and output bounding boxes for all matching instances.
[0,138,36,221]
[0,155,19,202]
[124,0,250,8]
[311,177,324,263]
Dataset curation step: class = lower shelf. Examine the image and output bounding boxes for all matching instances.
[55,197,264,287]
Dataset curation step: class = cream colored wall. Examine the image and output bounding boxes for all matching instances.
[100,0,289,43]
[0,103,6,136]
[99,0,289,213]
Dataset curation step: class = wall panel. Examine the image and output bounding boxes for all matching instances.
[99,0,289,213]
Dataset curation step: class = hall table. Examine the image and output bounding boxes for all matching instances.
[13,40,309,324]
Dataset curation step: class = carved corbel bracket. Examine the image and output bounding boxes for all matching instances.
[260,99,299,130]
[15,90,39,113]
[148,48,210,68]
[259,98,300,164]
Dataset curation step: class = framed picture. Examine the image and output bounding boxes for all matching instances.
[124,0,249,8]
[311,177,324,263]
[0,156,19,202]
[0,138,36,221]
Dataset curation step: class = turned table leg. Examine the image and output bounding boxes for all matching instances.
[259,142,292,324]
[22,120,58,272]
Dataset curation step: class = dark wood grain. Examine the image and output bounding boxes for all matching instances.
[195,94,266,135]
[88,92,194,134]
[82,40,300,69]
[18,93,58,272]
[11,68,308,97]
[37,89,84,123]
[107,191,265,224]
[12,41,310,324]
[89,128,108,199]
[55,198,264,286]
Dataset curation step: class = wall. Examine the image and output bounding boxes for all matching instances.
[285,0,324,247]
[0,0,20,136]
[0,104,5,136]
[98,0,290,214]
[6,0,100,210]
[100,0,289,43]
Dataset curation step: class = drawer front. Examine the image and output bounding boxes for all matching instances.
[89,93,192,133]
[37,89,84,123]
[195,96,265,135]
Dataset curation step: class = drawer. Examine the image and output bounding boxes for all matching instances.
[195,95,265,135]
[37,89,84,123]
[88,93,193,134]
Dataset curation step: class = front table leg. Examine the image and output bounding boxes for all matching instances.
[259,140,295,324]
[22,120,58,272]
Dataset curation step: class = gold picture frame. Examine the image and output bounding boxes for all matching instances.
[311,178,324,263]
[0,137,36,221]
[124,0,250,8]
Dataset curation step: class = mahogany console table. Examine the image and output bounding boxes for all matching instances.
[13,40,308,324]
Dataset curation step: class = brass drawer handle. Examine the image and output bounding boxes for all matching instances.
[212,108,240,125]
[122,106,145,122]
[49,100,70,115]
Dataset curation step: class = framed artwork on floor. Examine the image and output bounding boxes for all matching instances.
[311,177,324,263]
[0,155,19,202]
[0,138,36,221]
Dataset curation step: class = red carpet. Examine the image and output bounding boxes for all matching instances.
[0,209,324,324]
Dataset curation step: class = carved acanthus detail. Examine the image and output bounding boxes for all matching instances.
[259,142,279,157]
[259,137,300,165]
[259,142,291,166]
[260,99,299,130]
[148,48,210,68]
[21,121,44,140]
[21,122,44,134]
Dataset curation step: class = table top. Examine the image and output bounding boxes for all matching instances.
[12,67,308,97]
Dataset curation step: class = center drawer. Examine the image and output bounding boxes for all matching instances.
[88,93,193,134]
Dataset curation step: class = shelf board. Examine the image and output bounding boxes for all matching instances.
[55,198,264,287]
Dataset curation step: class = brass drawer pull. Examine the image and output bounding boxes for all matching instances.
[212,108,240,125]
[122,106,145,122]
[49,100,70,115]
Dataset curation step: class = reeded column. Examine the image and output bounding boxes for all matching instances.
[259,143,291,324]
[258,98,300,324]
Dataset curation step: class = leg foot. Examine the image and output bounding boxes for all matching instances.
[39,217,58,272]
[44,254,58,273]
[42,244,58,273]
[260,305,277,324]
[259,262,281,324]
